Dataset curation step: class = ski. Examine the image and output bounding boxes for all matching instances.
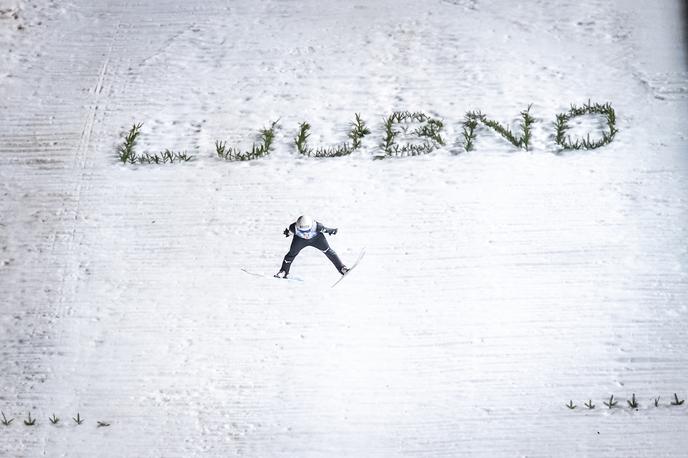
[241,268,264,278]
[331,249,366,288]
[241,268,303,282]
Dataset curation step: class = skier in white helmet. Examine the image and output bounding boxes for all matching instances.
[275,215,349,278]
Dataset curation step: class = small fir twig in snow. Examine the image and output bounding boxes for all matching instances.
[1,411,14,426]
[294,122,313,156]
[117,123,142,164]
[461,112,479,152]
[603,394,618,409]
[519,104,535,150]
[671,393,685,406]
[627,393,639,409]
[24,412,36,426]
[349,113,371,149]
[73,412,84,425]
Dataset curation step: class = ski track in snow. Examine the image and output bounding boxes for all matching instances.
[1,0,687,456]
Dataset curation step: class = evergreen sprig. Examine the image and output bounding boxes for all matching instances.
[294,122,313,156]
[603,394,618,409]
[671,393,685,406]
[117,123,142,163]
[520,104,535,150]
[461,112,480,152]
[627,393,639,409]
[349,113,371,149]
[73,412,84,425]
[24,412,36,426]
[554,100,617,150]
[1,411,14,426]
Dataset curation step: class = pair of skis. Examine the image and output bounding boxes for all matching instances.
[242,249,365,288]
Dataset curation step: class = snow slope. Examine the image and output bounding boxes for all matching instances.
[1,0,687,456]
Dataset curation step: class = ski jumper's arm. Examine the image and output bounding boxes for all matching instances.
[317,222,338,235]
[283,222,296,237]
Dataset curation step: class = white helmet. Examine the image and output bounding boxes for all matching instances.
[296,215,314,231]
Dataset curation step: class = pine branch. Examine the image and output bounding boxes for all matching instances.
[671,393,685,406]
[627,393,639,409]
[24,412,36,426]
[73,412,84,425]
[603,394,618,409]
[117,123,142,164]
[1,411,14,426]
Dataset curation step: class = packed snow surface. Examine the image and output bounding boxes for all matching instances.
[1,0,687,456]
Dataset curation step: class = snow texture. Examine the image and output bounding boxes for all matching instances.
[1,0,687,456]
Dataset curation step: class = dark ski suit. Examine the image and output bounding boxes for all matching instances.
[279,221,344,275]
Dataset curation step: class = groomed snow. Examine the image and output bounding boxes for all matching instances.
[1,0,687,456]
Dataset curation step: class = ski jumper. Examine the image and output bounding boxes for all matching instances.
[279,221,344,275]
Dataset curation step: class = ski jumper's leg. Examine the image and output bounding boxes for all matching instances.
[280,236,308,274]
[311,234,344,272]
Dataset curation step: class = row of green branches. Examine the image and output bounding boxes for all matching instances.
[462,105,535,152]
[566,393,685,410]
[381,111,445,157]
[117,123,192,164]
[116,102,617,165]
[1,410,108,427]
[216,121,278,161]
[555,100,617,149]
[294,114,371,158]
[462,101,615,152]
